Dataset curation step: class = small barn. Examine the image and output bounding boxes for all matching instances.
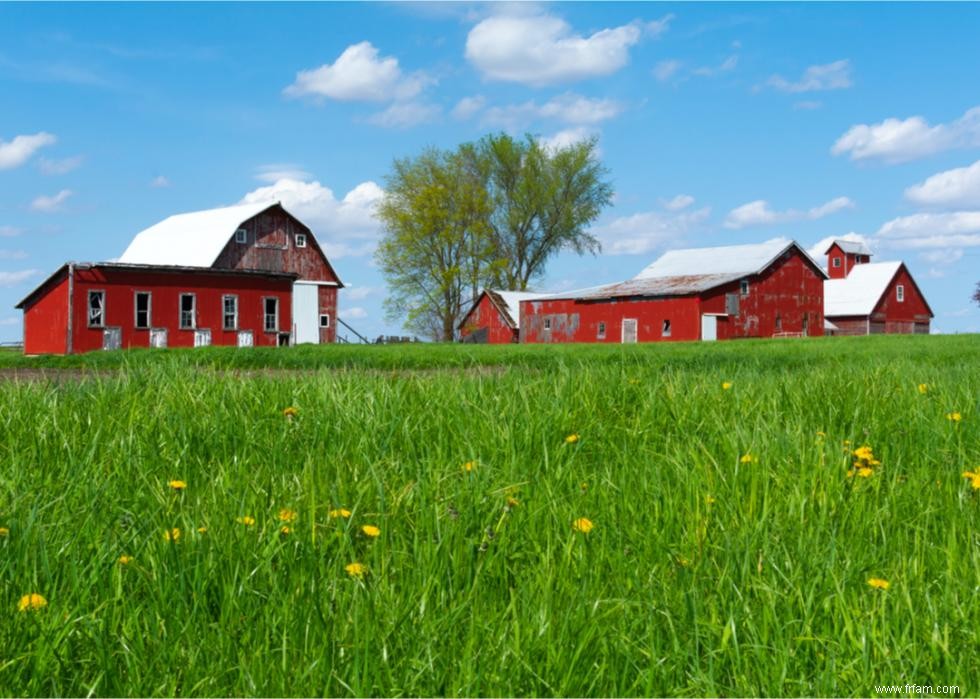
[520,239,827,343]
[823,240,933,335]
[17,201,344,354]
[458,289,549,343]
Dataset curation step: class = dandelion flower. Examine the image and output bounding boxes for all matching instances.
[197,526,208,535]
[947,412,962,423]
[721,382,732,390]
[867,577,890,590]
[168,480,187,491]
[0,527,8,537]
[857,467,874,478]
[572,517,594,534]
[236,516,256,527]
[918,383,928,394]
[18,593,47,612]
[853,446,874,461]
[739,453,756,464]
[279,526,292,536]
[962,471,980,490]
[345,562,367,578]
[329,508,352,519]
[278,508,298,523]
[361,524,381,538]
[118,555,133,565]
[565,434,580,444]
[163,527,181,542]
[462,461,476,473]
[282,406,299,419]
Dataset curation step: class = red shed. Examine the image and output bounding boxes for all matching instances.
[520,240,827,343]
[458,289,549,343]
[823,241,933,334]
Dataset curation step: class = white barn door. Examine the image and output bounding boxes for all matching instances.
[622,318,638,344]
[292,283,319,344]
[701,315,717,341]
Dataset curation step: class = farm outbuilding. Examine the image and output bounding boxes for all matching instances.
[458,289,550,343]
[519,240,827,343]
[17,201,344,354]
[823,240,933,335]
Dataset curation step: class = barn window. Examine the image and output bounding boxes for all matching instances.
[235,228,248,244]
[896,284,905,302]
[543,318,552,331]
[88,291,105,328]
[295,233,307,248]
[740,279,750,296]
[662,319,671,337]
[833,257,841,268]
[223,295,238,330]
[775,313,782,332]
[319,313,330,328]
[179,293,196,329]
[134,292,151,329]
[264,297,279,332]
[597,321,606,339]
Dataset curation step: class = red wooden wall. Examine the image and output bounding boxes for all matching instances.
[459,294,517,343]
[520,296,701,343]
[869,265,932,333]
[22,272,69,355]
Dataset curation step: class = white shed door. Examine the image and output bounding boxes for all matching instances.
[701,315,717,341]
[292,283,319,344]
[622,318,638,344]
[102,327,121,351]
[149,328,167,348]
[194,329,211,347]
[237,330,253,348]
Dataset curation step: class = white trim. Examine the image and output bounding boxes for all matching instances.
[293,280,340,287]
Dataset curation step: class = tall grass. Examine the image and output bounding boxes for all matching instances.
[0,335,977,695]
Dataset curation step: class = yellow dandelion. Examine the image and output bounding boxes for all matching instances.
[117,555,133,565]
[282,406,299,418]
[17,593,47,612]
[168,479,187,491]
[565,434,580,444]
[0,527,9,537]
[279,526,292,535]
[739,453,756,464]
[857,467,874,478]
[462,461,476,473]
[197,526,208,534]
[721,382,732,390]
[163,527,181,542]
[853,445,874,461]
[918,383,928,394]
[572,517,594,534]
[345,562,367,578]
[329,508,352,519]
[361,524,381,538]
[947,412,962,423]
[867,577,890,590]
[236,516,256,527]
[278,508,298,523]
[962,471,980,490]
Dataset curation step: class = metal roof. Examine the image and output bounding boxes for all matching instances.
[825,239,873,256]
[824,261,902,316]
[118,201,282,267]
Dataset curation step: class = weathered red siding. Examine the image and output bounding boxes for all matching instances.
[459,294,517,343]
[871,265,932,334]
[520,296,702,343]
[71,268,293,353]
[826,243,868,280]
[827,317,869,336]
[23,272,69,355]
[318,285,338,344]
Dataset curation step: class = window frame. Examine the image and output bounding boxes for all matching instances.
[662,319,672,337]
[740,279,750,296]
[319,313,330,328]
[179,293,196,330]
[295,233,307,248]
[543,318,552,332]
[597,321,606,340]
[263,296,279,333]
[222,294,239,331]
[832,257,842,268]
[896,284,905,303]
[134,291,152,330]
[87,290,106,328]
[235,228,248,244]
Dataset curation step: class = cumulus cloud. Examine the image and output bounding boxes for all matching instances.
[240,178,383,258]
[724,196,854,229]
[832,106,980,163]
[482,93,623,130]
[591,204,711,255]
[150,175,171,188]
[904,159,980,208]
[368,101,441,129]
[30,189,73,212]
[451,95,486,121]
[255,164,311,183]
[465,12,660,86]
[343,306,368,320]
[538,127,596,153]
[765,59,852,93]
[663,194,695,211]
[284,41,429,102]
[0,132,56,170]
[875,211,980,250]
[0,269,41,287]
[344,285,379,301]
[805,232,874,264]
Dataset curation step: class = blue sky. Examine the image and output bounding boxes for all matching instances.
[2,1,980,341]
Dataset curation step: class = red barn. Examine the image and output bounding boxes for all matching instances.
[17,201,344,354]
[458,290,549,343]
[520,240,827,343]
[823,240,933,335]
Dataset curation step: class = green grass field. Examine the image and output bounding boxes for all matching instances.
[0,335,978,696]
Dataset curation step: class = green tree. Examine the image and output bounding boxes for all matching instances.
[973,281,980,307]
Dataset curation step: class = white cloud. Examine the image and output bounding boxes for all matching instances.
[240,178,383,258]
[0,132,56,170]
[765,59,852,93]
[905,159,980,208]
[284,41,428,102]
[465,12,652,86]
[805,232,874,263]
[653,59,682,82]
[724,196,854,229]
[0,269,41,287]
[875,211,980,249]
[344,285,379,301]
[663,194,695,211]
[693,54,738,77]
[0,226,22,237]
[30,189,73,212]
[150,175,171,188]
[0,249,28,260]
[451,95,486,121]
[368,101,441,129]
[38,155,83,175]
[482,93,623,130]
[538,127,596,153]
[832,106,980,163]
[646,15,674,37]
[255,164,311,183]
[343,306,368,320]
[592,205,711,255]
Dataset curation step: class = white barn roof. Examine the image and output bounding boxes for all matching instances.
[634,239,804,280]
[824,261,902,317]
[118,201,280,267]
[825,239,872,256]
